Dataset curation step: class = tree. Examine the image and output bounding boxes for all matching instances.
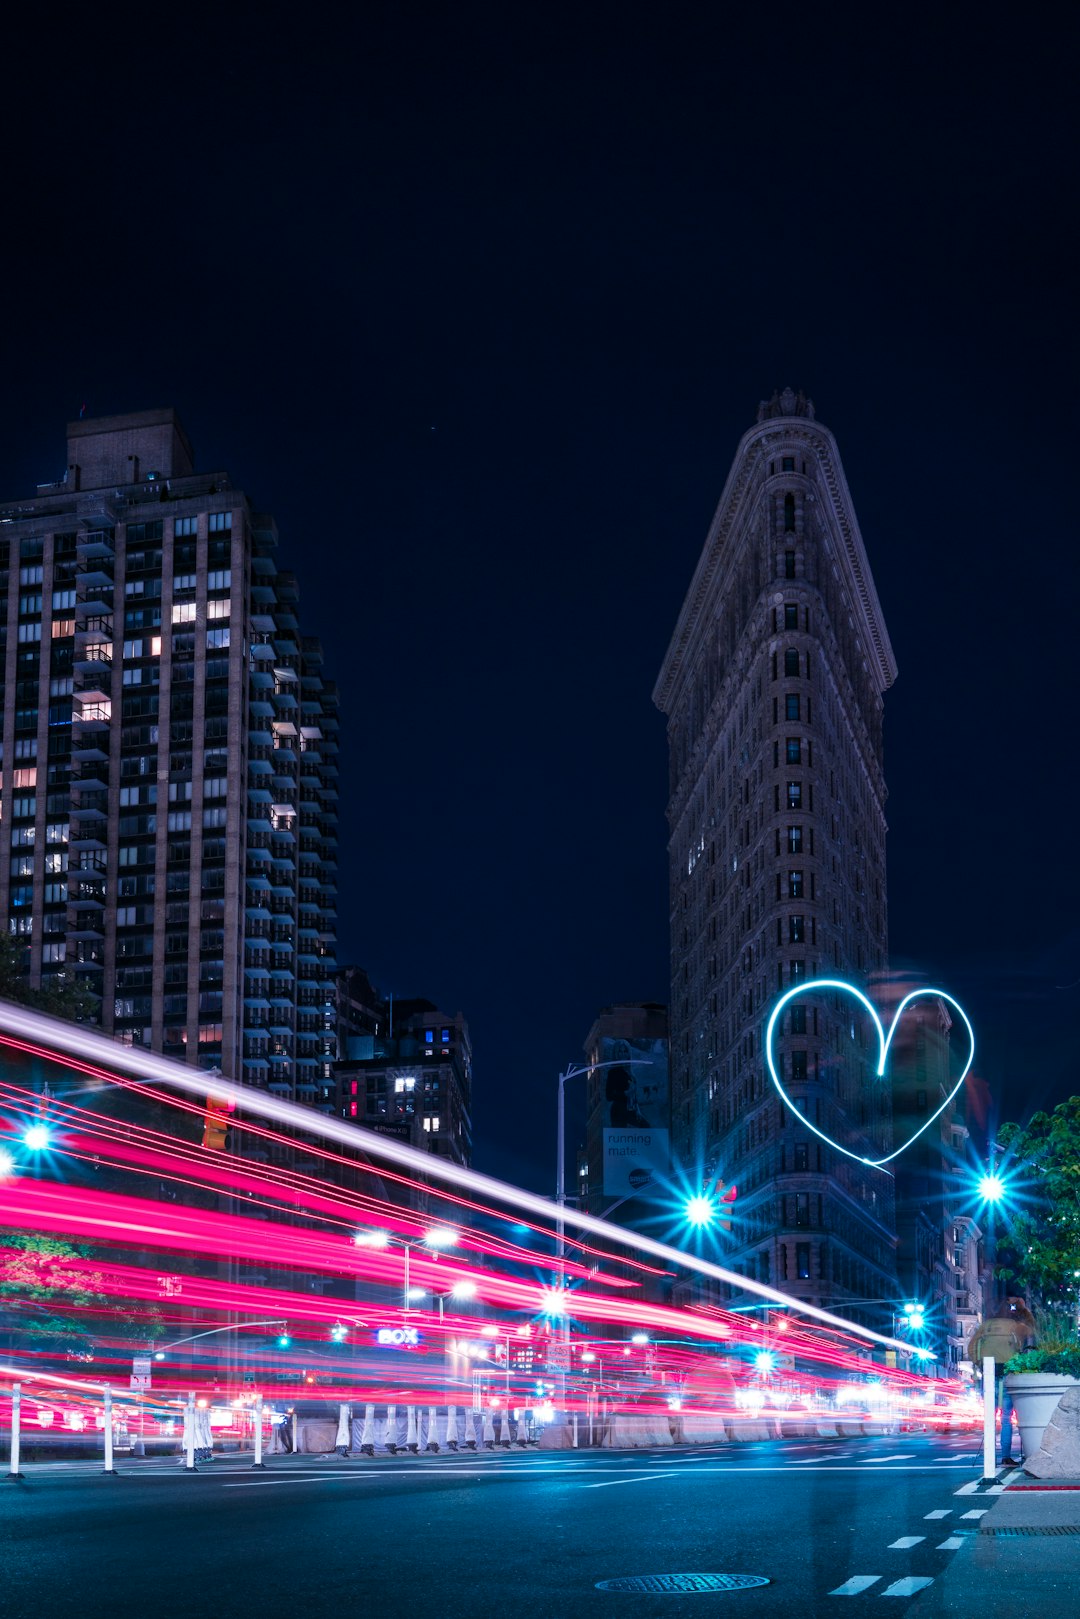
[996,1096,1080,1308]
[0,931,98,1024]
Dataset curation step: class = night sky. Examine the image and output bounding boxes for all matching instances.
[2,7,1077,1191]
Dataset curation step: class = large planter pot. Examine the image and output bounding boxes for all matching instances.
[1005,1374,1080,1460]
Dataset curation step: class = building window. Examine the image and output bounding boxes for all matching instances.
[796,1242,811,1279]
[788,871,803,900]
[785,551,796,579]
[786,826,802,855]
[784,493,796,531]
[785,694,800,721]
[208,512,232,533]
[782,456,795,472]
[789,1004,806,1034]
[791,1050,808,1081]
[789,915,805,943]
[784,648,799,676]
[794,1143,809,1173]
[784,604,798,629]
[171,602,197,624]
[786,738,801,764]
[916,1088,927,1112]
[787,782,802,809]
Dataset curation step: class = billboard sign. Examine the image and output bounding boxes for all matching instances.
[597,1034,669,1195]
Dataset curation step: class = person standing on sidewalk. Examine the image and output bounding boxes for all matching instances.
[968,1297,1037,1465]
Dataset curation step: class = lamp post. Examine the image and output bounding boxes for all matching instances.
[353,1225,460,1311]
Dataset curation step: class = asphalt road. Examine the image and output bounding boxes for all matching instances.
[0,1432,1050,1619]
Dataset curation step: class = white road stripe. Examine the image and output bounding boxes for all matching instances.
[961,1509,987,1519]
[954,1481,979,1495]
[937,1537,964,1550]
[828,1576,881,1595]
[863,1455,915,1463]
[882,1577,934,1597]
[924,1510,951,1519]
[888,1536,924,1549]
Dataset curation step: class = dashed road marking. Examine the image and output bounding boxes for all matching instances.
[888,1536,925,1549]
[960,1509,987,1520]
[924,1509,951,1519]
[936,1537,964,1550]
[882,1577,934,1597]
[828,1576,882,1595]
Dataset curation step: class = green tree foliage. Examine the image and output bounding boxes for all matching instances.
[997,1096,1080,1307]
[0,930,98,1023]
[0,1230,164,1352]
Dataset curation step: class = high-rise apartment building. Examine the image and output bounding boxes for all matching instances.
[653,389,898,1325]
[0,409,339,1104]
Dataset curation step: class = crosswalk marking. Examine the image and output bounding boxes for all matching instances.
[882,1577,934,1597]
[828,1576,881,1595]
[960,1509,987,1519]
[924,1509,951,1519]
[888,1536,925,1549]
[936,1537,964,1550]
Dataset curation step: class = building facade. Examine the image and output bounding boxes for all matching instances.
[335,982,473,1171]
[0,409,339,1104]
[653,389,898,1325]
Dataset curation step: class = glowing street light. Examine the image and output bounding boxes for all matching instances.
[631,1333,649,1345]
[424,1226,460,1250]
[0,1147,15,1180]
[977,1173,1005,1203]
[353,1228,390,1247]
[901,1301,926,1331]
[23,1124,51,1151]
[276,1334,291,1349]
[329,1324,348,1343]
[754,1350,777,1375]
[684,1194,717,1228]
[540,1287,569,1317]
[449,1279,477,1300]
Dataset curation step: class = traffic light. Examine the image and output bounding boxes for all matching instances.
[202,1094,234,1151]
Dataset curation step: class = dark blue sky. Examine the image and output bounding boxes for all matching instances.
[2,4,1077,1189]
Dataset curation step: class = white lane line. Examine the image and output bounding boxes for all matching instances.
[937,1537,964,1550]
[582,1472,690,1490]
[924,1510,951,1519]
[888,1536,925,1549]
[863,1455,915,1463]
[828,1576,881,1595]
[960,1509,987,1519]
[882,1577,934,1597]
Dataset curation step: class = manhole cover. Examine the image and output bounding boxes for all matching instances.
[596,1574,770,1594]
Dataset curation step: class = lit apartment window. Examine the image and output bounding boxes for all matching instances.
[788,871,803,899]
[171,602,197,625]
[787,782,802,809]
[786,826,802,854]
[423,1116,441,1132]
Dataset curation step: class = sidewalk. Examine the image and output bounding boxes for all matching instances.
[923,1474,1080,1616]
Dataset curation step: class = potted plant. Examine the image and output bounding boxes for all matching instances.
[1004,1317,1080,1461]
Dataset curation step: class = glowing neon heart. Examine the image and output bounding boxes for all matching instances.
[763,978,974,1171]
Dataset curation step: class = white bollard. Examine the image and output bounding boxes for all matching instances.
[445,1404,459,1450]
[405,1405,419,1453]
[385,1403,397,1453]
[426,1404,440,1452]
[7,1382,23,1479]
[102,1388,117,1474]
[361,1403,375,1454]
[291,1410,298,1455]
[515,1407,529,1447]
[252,1395,266,1469]
[184,1393,196,1470]
[335,1402,351,1455]
[983,1356,997,1480]
[482,1408,496,1448]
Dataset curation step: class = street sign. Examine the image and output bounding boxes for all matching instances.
[130,1356,152,1391]
[547,1342,571,1371]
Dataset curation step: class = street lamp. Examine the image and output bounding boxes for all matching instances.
[353,1225,461,1309]
[23,1124,51,1151]
[684,1194,718,1228]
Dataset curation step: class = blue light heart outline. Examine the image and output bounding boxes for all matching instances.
[763,978,975,1173]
